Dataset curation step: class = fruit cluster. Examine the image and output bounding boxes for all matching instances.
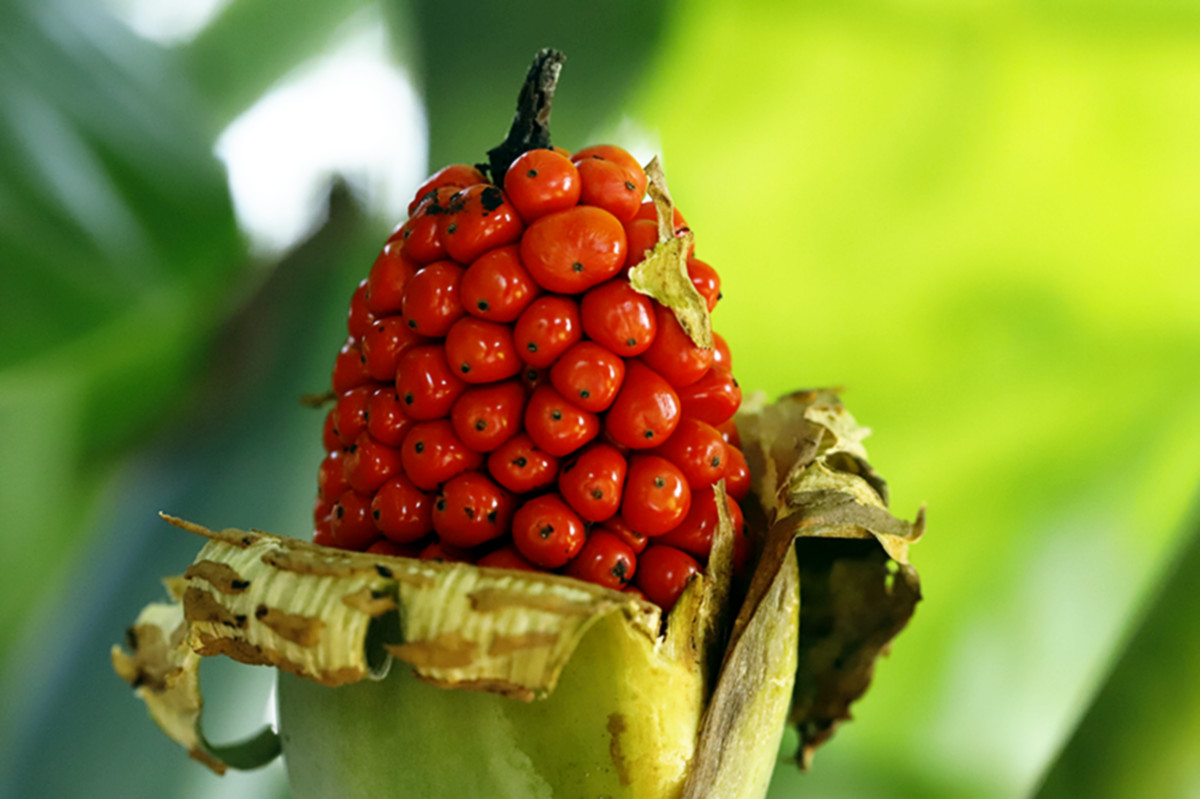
[312,145,750,610]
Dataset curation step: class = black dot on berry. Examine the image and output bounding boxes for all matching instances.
[487,510,498,523]
[733,378,739,387]
[475,419,487,431]
[527,370,538,381]
[514,456,528,467]
[644,430,654,439]
[363,410,370,420]
[591,488,603,499]
[551,410,563,421]
[527,342,538,353]
[626,338,637,347]
[408,319,417,329]
[414,441,424,453]
[359,354,366,364]
[718,292,724,301]
[711,456,721,467]
[447,222,457,234]
[373,510,380,520]
[461,363,471,374]
[572,262,584,273]
[612,560,629,580]
[403,230,411,239]
[539,524,554,539]
[436,498,445,511]
[624,180,636,191]
[335,505,344,518]
[404,393,414,405]
[654,477,666,488]
[580,389,590,399]
[464,507,475,519]
[526,169,538,178]
[377,324,385,332]
[477,300,489,311]
[348,444,357,454]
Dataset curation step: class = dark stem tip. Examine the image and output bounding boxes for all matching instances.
[486,48,566,187]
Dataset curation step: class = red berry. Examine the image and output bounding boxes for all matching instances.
[401,261,465,337]
[317,450,350,502]
[366,387,414,447]
[580,279,656,356]
[604,361,681,450]
[366,243,419,315]
[636,545,701,611]
[520,206,627,293]
[322,408,341,452]
[394,345,467,421]
[655,488,739,560]
[621,455,692,537]
[723,446,751,502]
[572,145,647,223]
[687,258,720,312]
[715,417,740,448]
[450,380,526,453]
[524,385,600,457]
[549,341,626,412]
[433,472,516,548]
[408,164,488,216]
[557,443,627,523]
[676,367,741,425]
[400,420,484,491]
[419,540,474,563]
[566,530,636,590]
[653,416,727,488]
[439,184,524,264]
[312,514,335,547]
[344,432,402,494]
[512,494,586,568]
[333,385,375,446]
[330,490,379,551]
[362,317,424,382]
[461,244,540,323]
[332,339,371,395]
[632,200,687,230]
[477,546,538,572]
[640,303,713,388]
[711,332,732,373]
[504,149,582,221]
[597,514,648,554]
[623,218,659,270]
[444,317,521,383]
[400,212,446,264]
[371,474,434,543]
[513,295,582,368]
[487,433,559,493]
[623,584,651,603]
[347,280,377,339]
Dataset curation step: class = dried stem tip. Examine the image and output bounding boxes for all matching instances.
[486,48,566,187]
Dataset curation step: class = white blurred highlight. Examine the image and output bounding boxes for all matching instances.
[215,13,428,256]
[105,0,233,45]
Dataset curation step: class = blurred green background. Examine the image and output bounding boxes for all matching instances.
[1,0,1198,797]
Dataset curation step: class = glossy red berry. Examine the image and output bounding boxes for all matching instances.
[604,361,681,450]
[572,145,647,223]
[407,164,488,215]
[653,416,727,488]
[623,217,661,270]
[566,530,636,590]
[676,367,742,425]
[317,450,350,502]
[444,317,521,383]
[332,339,371,395]
[366,243,419,315]
[655,488,740,560]
[520,206,626,293]
[344,433,402,494]
[333,385,374,446]
[322,408,341,452]
[636,545,702,611]
[580,279,656,356]
[715,417,740,448]
[401,261,465,337]
[394,345,467,421]
[687,258,721,312]
[513,295,582,368]
[439,184,524,264]
[723,446,751,502]
[450,380,526,453]
[362,316,424,382]
[524,385,600,457]
[330,489,379,551]
[621,455,692,537]
[512,494,586,568]
[399,211,446,264]
[711,332,732,373]
[433,472,516,548]
[366,388,414,447]
[347,280,377,339]
[477,546,538,572]
[504,149,581,221]
[597,515,648,554]
[419,540,474,563]
[371,473,434,543]
[549,341,626,412]
[400,420,484,491]
[557,443,627,522]
[461,245,539,323]
[487,433,559,493]
[640,303,713,388]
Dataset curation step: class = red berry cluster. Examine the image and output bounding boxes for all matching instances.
[312,145,751,611]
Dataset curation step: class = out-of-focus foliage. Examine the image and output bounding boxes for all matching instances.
[1,0,1198,797]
